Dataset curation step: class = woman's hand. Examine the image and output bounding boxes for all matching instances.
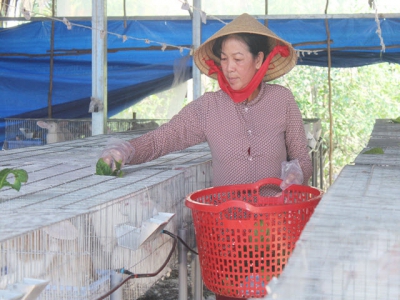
[280,159,304,190]
[99,138,135,171]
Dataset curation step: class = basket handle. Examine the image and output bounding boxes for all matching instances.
[185,177,323,213]
[185,196,318,214]
[253,177,283,190]
[254,177,322,196]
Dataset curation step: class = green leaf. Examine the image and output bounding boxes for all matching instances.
[114,160,122,171]
[0,168,28,191]
[391,117,400,123]
[362,147,384,154]
[96,158,113,176]
[96,158,124,177]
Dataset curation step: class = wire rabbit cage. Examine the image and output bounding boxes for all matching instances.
[2,118,168,150]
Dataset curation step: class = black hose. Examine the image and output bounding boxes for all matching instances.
[162,229,198,255]
[95,235,178,300]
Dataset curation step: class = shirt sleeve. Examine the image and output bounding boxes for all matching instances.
[126,97,208,165]
[284,91,313,185]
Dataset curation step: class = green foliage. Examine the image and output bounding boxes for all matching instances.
[112,91,174,119]
[272,63,400,186]
[0,168,28,191]
[362,147,384,154]
[112,84,191,120]
[96,158,124,177]
[391,117,400,123]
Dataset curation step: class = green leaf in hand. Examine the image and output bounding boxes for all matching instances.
[113,160,124,177]
[96,158,124,177]
[96,158,112,175]
[0,168,28,191]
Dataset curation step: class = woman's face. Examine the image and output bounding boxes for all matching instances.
[220,37,263,91]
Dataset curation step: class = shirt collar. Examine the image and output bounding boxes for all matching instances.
[239,82,266,107]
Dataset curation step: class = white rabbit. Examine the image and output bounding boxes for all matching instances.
[37,121,65,144]
[1,221,96,291]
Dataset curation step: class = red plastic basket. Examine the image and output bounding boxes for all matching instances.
[185,178,323,299]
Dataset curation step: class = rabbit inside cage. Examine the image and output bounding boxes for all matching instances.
[3,118,167,150]
[0,219,106,299]
[3,118,93,149]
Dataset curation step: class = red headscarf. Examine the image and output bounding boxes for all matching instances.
[205,44,290,103]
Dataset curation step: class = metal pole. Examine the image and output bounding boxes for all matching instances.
[47,1,55,118]
[192,1,203,299]
[110,271,123,300]
[193,247,203,300]
[178,228,188,300]
[192,0,202,100]
[91,0,108,135]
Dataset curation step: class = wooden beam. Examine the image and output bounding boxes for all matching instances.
[2,13,400,22]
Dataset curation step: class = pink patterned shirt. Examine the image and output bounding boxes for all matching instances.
[128,83,312,187]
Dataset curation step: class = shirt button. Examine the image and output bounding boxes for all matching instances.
[244,107,249,112]
[247,130,252,135]
[248,156,253,161]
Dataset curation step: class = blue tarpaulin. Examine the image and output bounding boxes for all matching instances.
[1,17,400,145]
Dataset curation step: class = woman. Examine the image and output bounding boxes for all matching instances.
[100,13,312,299]
[101,13,311,189]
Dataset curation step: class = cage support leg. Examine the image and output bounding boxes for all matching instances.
[193,247,203,300]
[178,228,188,300]
[110,270,123,300]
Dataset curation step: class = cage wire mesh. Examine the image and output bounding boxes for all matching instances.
[0,215,111,300]
[3,118,168,150]
[0,185,180,300]
[0,131,212,299]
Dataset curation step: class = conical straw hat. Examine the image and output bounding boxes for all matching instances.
[193,13,297,82]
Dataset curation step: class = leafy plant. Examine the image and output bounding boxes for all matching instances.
[0,168,28,191]
[96,158,124,177]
